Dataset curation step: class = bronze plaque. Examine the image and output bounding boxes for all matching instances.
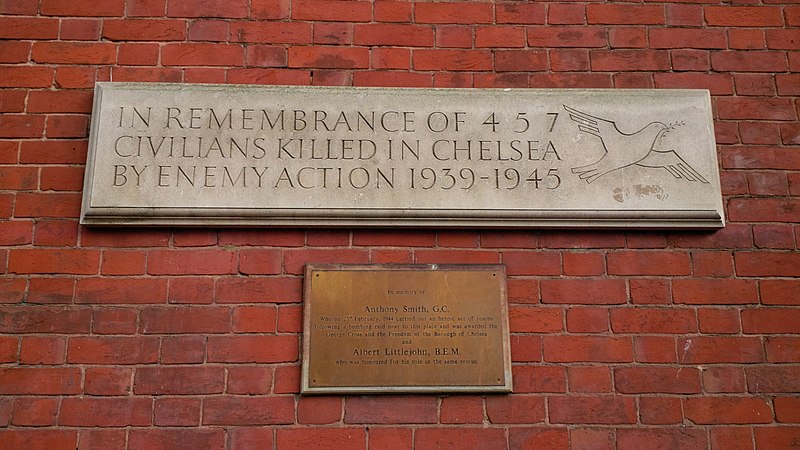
[302,264,512,394]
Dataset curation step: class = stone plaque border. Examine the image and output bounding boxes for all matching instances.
[81,83,725,229]
[301,264,513,394]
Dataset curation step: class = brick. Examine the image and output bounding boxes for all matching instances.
[140,306,230,333]
[609,28,647,49]
[215,277,302,303]
[187,20,228,41]
[415,2,493,24]
[285,249,368,274]
[20,336,66,365]
[540,231,625,249]
[135,366,224,395]
[103,19,185,41]
[251,0,289,19]
[591,50,670,71]
[440,395,482,424]
[76,277,167,304]
[0,430,77,450]
[45,114,89,138]
[167,0,246,18]
[0,220,33,245]
[722,147,800,170]
[667,3,703,26]
[162,43,244,66]
[345,396,437,424]
[203,396,294,425]
[0,17,58,40]
[67,336,159,364]
[60,397,152,427]
[753,224,794,249]
[541,279,626,304]
[742,308,800,333]
[277,429,367,450]
[615,366,701,394]
[154,398,201,426]
[608,251,690,276]
[161,336,206,364]
[0,368,81,394]
[207,335,298,363]
[41,0,123,15]
[654,73,733,95]
[618,429,707,450]
[563,253,604,275]
[374,1,411,22]
[639,397,682,425]
[755,425,800,447]
[495,50,548,72]
[703,366,746,393]
[0,114,44,138]
[568,366,612,393]
[587,4,664,24]
[11,397,58,426]
[0,41,30,63]
[85,367,132,395]
[101,250,146,276]
[476,26,526,48]
[40,166,84,191]
[230,22,312,44]
[0,336,16,362]
[730,199,800,223]
[611,308,697,333]
[148,249,236,275]
[513,365,566,393]
[9,249,98,274]
[735,252,800,277]
[749,367,800,393]
[712,51,787,73]
[245,45,287,68]
[485,395,545,423]
[413,49,492,71]
[372,48,411,70]
[0,90,26,112]
[698,308,740,334]
[503,251,560,276]
[313,22,352,44]
[435,26,473,48]
[511,428,570,449]
[673,279,758,304]
[705,6,784,26]
[775,397,800,423]
[510,335,542,362]
[111,66,182,82]
[277,304,302,333]
[25,279,76,305]
[549,396,636,424]
[567,307,609,333]
[735,75,777,97]
[229,428,275,450]
[297,396,342,424]
[60,18,101,40]
[543,336,632,363]
[130,429,224,450]
[760,280,800,305]
[232,305,277,333]
[354,71,433,87]
[20,140,87,164]
[480,231,537,249]
[506,278,538,304]
[509,306,563,333]
[497,2,545,24]
[288,46,369,69]
[31,42,115,65]
[292,0,371,21]
[678,336,763,363]
[671,49,710,71]
[226,366,272,395]
[415,428,506,450]
[684,397,772,424]
[354,24,433,47]
[527,27,606,48]
[353,230,435,247]
[273,365,300,393]
[0,0,38,14]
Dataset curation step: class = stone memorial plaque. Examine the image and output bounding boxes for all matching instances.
[82,83,724,228]
[301,264,512,394]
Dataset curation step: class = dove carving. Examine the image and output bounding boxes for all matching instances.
[564,105,709,184]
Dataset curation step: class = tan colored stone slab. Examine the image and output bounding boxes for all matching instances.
[81,83,724,228]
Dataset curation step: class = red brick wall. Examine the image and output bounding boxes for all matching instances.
[1,0,799,448]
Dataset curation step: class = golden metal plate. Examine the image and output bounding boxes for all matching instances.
[301,264,512,394]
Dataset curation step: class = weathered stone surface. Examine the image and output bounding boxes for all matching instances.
[82,83,724,228]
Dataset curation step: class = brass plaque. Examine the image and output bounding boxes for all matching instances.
[302,264,512,394]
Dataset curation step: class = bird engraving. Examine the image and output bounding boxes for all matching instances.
[564,105,709,184]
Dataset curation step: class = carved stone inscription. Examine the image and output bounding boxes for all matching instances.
[81,83,724,228]
[301,265,512,394]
